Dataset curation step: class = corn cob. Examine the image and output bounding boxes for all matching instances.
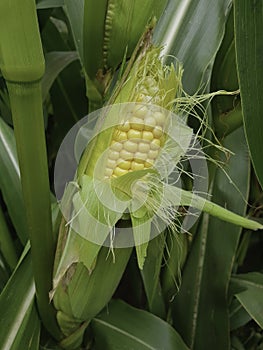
[53,43,263,348]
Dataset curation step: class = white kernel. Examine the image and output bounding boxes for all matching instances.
[144,116,156,130]
[153,126,163,139]
[148,150,159,159]
[110,141,122,152]
[107,158,117,169]
[138,142,150,153]
[108,151,119,160]
[123,140,138,153]
[120,149,133,160]
[154,111,166,126]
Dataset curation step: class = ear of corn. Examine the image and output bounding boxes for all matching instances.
[52,39,263,347]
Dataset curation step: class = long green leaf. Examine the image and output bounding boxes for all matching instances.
[0,252,40,350]
[0,118,27,245]
[172,127,250,349]
[230,272,263,329]
[92,299,189,350]
[154,0,232,94]
[234,0,263,188]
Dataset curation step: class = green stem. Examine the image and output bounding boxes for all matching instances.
[0,205,18,270]
[7,81,61,338]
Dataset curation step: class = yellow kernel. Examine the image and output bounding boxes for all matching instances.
[113,130,127,142]
[118,160,131,170]
[127,129,142,140]
[153,126,163,139]
[110,141,122,152]
[114,167,128,177]
[148,149,159,159]
[144,76,156,87]
[118,121,130,132]
[154,111,166,126]
[142,130,154,141]
[134,152,147,162]
[108,151,119,160]
[144,116,156,131]
[120,149,133,160]
[107,158,117,168]
[131,161,145,171]
[130,117,144,131]
[138,142,150,153]
[123,140,138,153]
[150,139,161,150]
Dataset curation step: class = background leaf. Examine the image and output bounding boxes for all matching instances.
[0,251,39,350]
[230,272,263,329]
[0,117,27,245]
[234,0,263,188]
[154,0,232,93]
[172,127,250,349]
[92,299,189,350]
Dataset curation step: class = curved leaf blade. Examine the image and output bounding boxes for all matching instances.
[154,0,232,94]
[92,299,189,350]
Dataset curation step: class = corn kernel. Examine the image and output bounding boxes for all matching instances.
[107,158,117,168]
[118,160,131,170]
[114,167,128,177]
[150,139,161,150]
[110,141,122,152]
[130,117,144,131]
[131,161,145,171]
[123,140,138,153]
[144,116,156,130]
[153,126,163,139]
[148,149,159,159]
[138,142,150,153]
[113,130,128,141]
[142,130,154,141]
[154,111,166,126]
[134,152,147,162]
[134,105,149,118]
[127,129,142,140]
[108,151,119,160]
[120,149,133,160]
[118,121,130,132]
[105,168,113,177]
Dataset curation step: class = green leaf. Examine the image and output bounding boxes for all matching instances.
[0,252,40,350]
[37,0,64,9]
[234,0,263,188]
[229,298,251,331]
[0,117,28,245]
[92,299,189,350]
[42,51,79,101]
[140,234,166,318]
[172,127,250,349]
[230,272,263,329]
[154,0,232,94]
[64,0,84,64]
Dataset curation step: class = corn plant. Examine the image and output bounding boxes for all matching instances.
[0,1,263,349]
